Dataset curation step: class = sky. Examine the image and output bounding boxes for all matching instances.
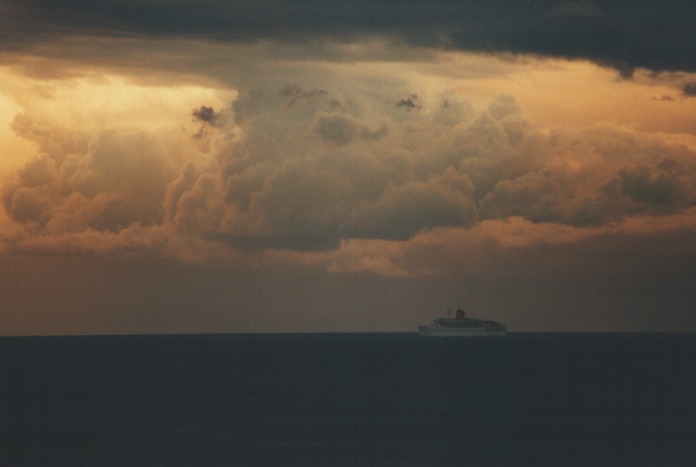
[2,1,696,334]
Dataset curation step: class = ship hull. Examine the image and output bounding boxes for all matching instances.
[418,325,507,337]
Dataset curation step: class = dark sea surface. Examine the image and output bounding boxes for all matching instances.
[1,333,695,466]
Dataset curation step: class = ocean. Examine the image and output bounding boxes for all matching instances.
[1,333,695,466]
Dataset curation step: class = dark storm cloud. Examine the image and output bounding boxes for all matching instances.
[682,82,696,96]
[3,0,696,73]
[192,106,218,125]
[396,95,421,111]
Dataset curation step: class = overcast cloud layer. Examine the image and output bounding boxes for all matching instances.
[3,0,696,74]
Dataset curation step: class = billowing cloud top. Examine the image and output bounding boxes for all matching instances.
[2,0,696,73]
[5,77,696,258]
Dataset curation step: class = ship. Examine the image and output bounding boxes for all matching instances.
[419,309,507,337]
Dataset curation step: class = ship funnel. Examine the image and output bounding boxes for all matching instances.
[456,309,466,320]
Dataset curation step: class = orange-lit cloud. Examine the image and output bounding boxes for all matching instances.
[3,59,696,283]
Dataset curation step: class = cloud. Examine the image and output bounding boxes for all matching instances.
[3,1,696,75]
[192,105,232,143]
[5,70,696,272]
[682,82,696,97]
[269,206,696,282]
[487,94,520,120]
[165,85,485,250]
[161,85,696,254]
[2,114,187,246]
[192,106,219,125]
[279,84,328,102]
[342,170,479,240]
[311,112,388,145]
[612,162,692,211]
[396,95,421,111]
[479,126,696,226]
[311,112,361,145]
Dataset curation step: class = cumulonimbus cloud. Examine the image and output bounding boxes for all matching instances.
[162,85,696,251]
[4,79,696,263]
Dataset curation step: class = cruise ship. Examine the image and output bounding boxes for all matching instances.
[419,309,507,337]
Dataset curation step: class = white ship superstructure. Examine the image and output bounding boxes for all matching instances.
[419,309,507,337]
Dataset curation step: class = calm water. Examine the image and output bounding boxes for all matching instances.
[1,333,695,466]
